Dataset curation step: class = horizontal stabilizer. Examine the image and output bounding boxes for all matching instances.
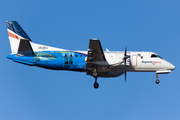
[17,39,34,56]
[13,59,34,66]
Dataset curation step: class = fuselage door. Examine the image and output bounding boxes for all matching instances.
[131,54,137,67]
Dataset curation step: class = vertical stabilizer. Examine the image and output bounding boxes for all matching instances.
[6,21,32,54]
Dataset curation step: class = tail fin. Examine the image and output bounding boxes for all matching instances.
[6,21,33,54]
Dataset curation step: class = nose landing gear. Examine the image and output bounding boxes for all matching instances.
[155,73,160,84]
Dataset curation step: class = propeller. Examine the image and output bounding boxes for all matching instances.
[124,47,127,66]
[123,47,130,65]
[123,47,129,82]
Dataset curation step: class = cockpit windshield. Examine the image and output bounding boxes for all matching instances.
[151,54,163,59]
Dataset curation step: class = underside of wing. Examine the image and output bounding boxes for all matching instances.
[87,39,106,61]
[86,39,108,70]
[85,39,124,77]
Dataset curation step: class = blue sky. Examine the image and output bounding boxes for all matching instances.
[0,0,180,120]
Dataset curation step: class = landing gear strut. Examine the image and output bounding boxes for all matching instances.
[92,67,98,77]
[93,77,99,89]
[92,67,99,89]
[155,73,160,84]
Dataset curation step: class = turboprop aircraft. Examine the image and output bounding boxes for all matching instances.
[6,21,175,89]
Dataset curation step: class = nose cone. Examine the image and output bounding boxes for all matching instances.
[168,63,175,70]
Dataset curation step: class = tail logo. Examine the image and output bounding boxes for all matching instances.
[8,30,19,39]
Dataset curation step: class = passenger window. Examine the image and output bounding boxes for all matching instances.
[75,55,78,57]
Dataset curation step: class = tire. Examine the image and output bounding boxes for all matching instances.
[94,82,99,89]
[155,80,160,84]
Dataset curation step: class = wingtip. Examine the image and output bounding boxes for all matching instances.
[90,38,99,41]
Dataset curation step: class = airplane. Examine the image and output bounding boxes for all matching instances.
[6,21,175,89]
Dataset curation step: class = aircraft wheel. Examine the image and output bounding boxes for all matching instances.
[94,82,99,89]
[155,79,160,84]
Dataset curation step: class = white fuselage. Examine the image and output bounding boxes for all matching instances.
[104,51,175,73]
[79,50,175,73]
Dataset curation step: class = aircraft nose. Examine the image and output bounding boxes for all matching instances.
[168,63,175,70]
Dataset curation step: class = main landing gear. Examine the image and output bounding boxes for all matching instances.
[155,73,160,84]
[92,67,99,89]
[94,76,99,89]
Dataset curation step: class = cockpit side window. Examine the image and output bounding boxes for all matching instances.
[151,54,157,58]
[151,54,163,59]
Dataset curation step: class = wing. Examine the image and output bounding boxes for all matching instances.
[86,39,108,68]
[87,39,106,61]
[86,39,110,76]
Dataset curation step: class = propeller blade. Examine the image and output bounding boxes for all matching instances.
[125,71,127,82]
[124,46,127,66]
[124,46,127,56]
[124,58,126,66]
[124,47,128,82]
